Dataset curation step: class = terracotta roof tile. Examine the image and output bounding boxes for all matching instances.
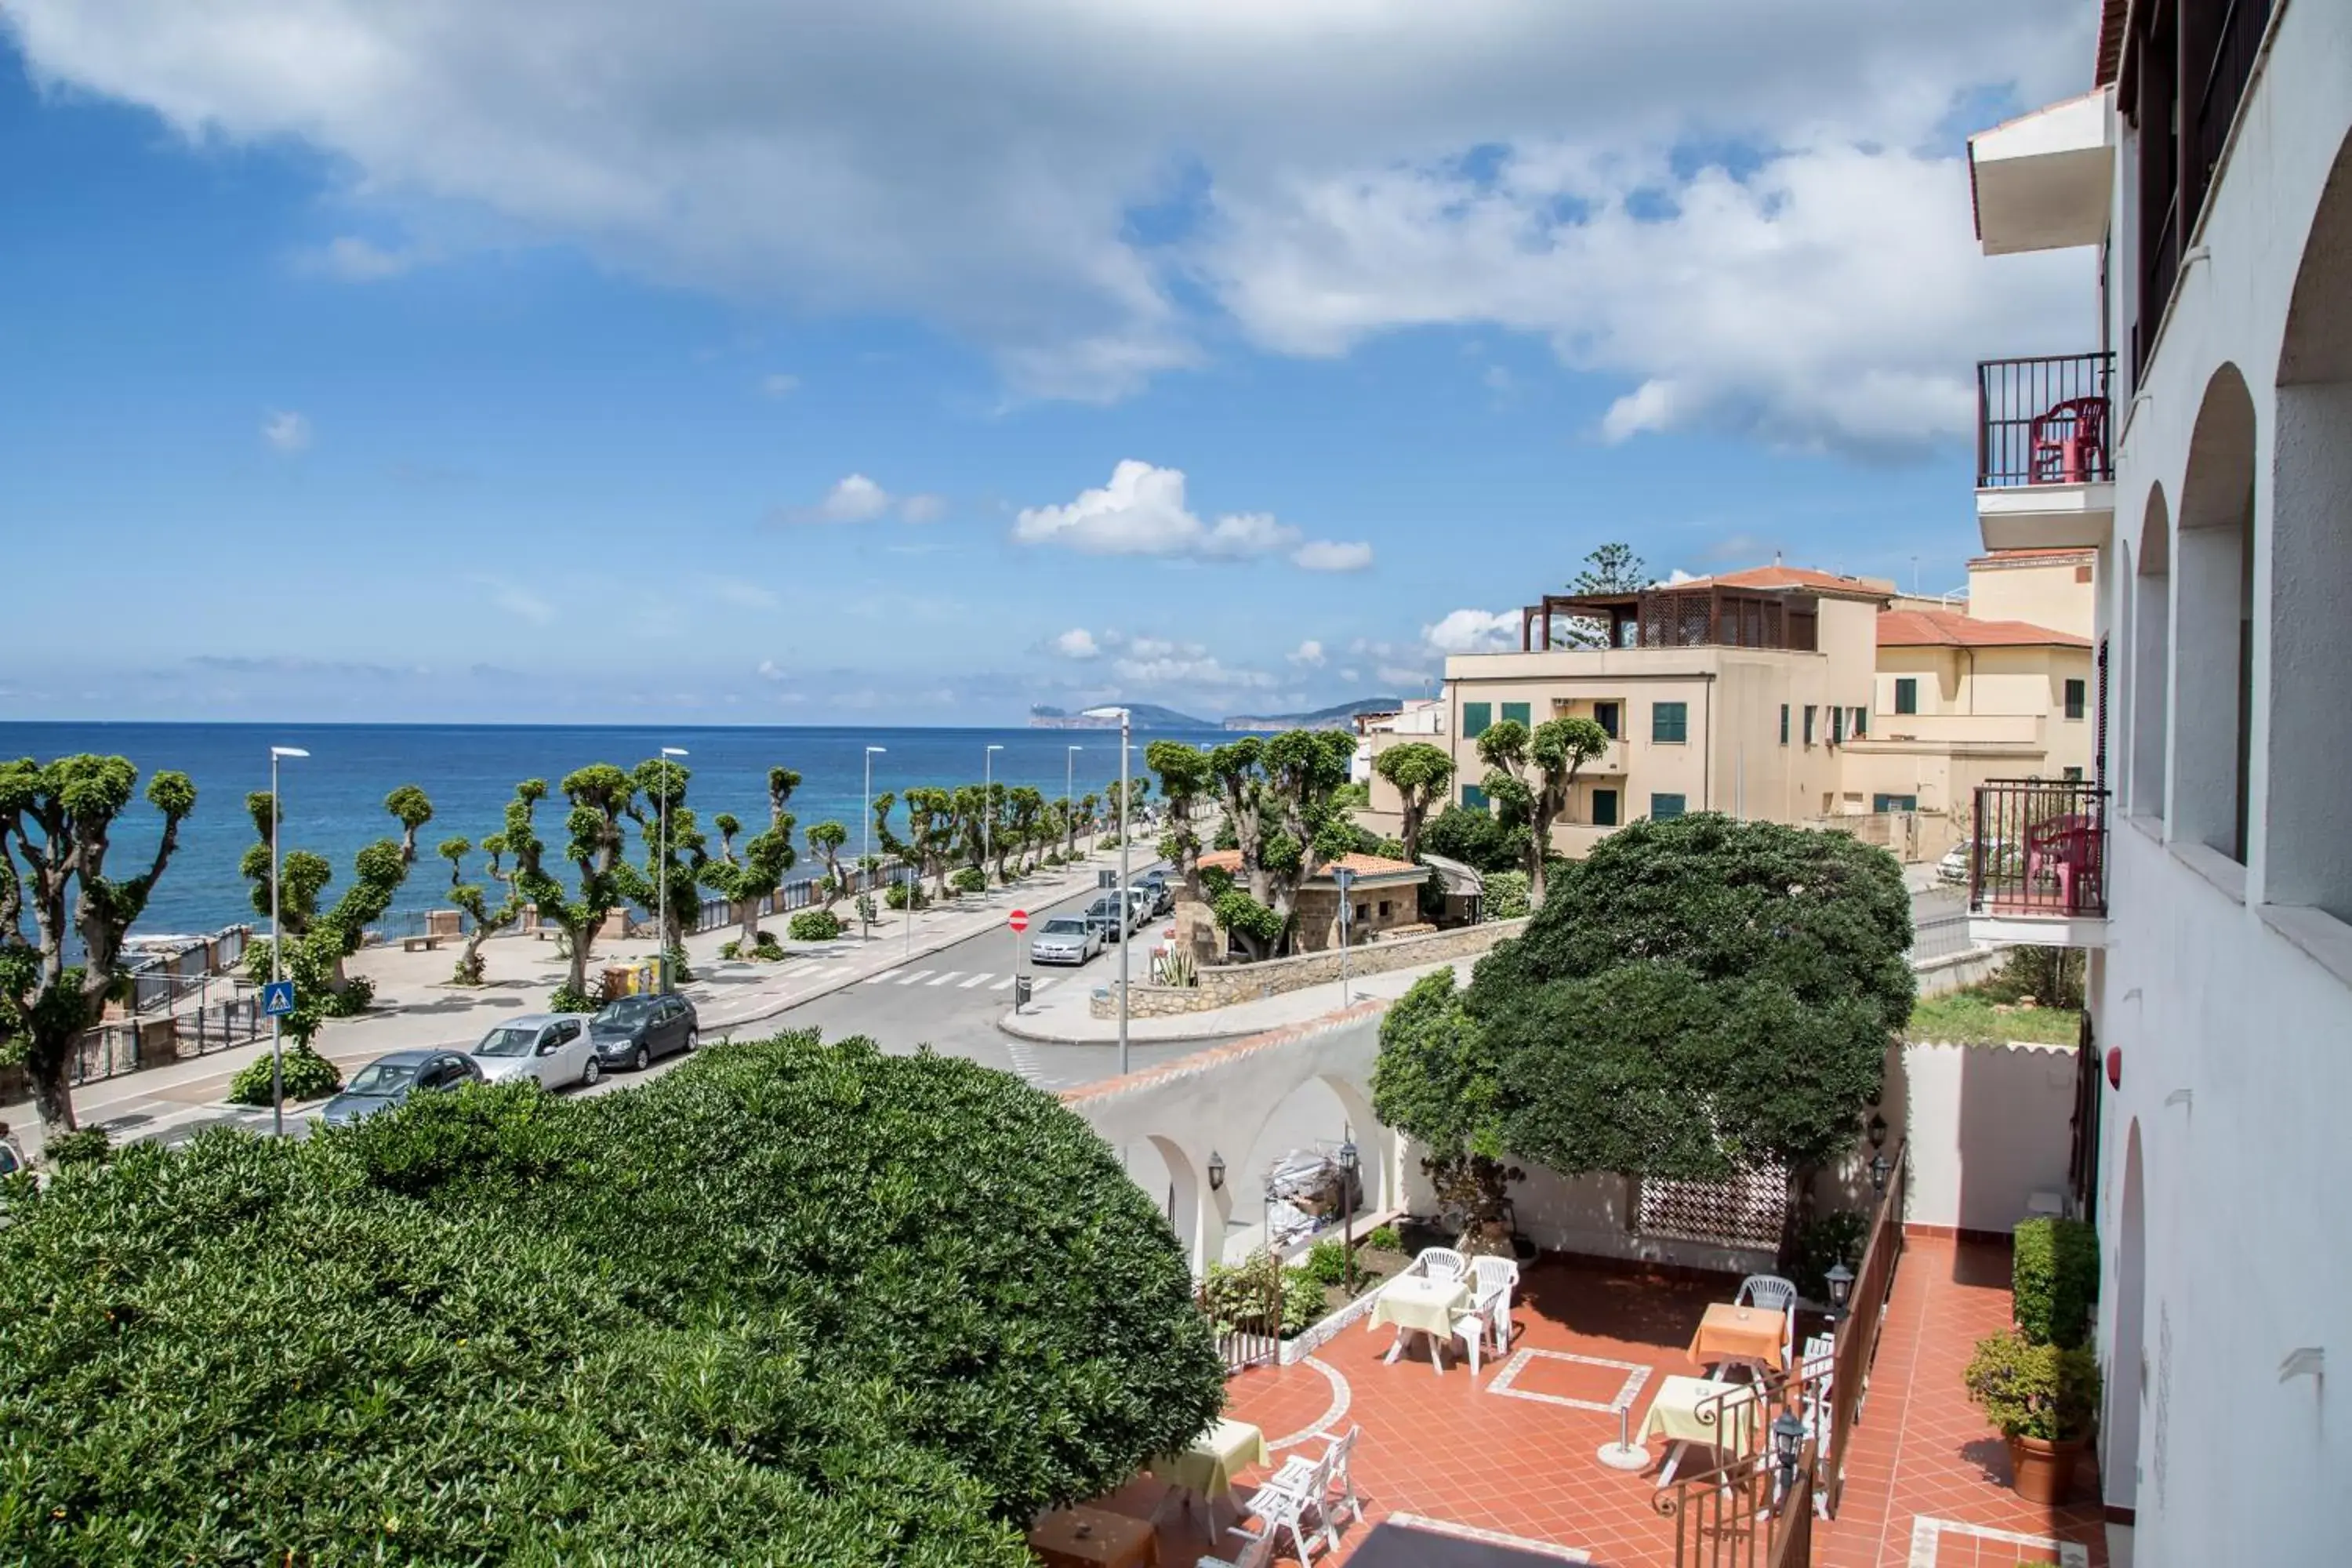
[1668,564,1896,601]
[1197,848,1420,878]
[1877,608,2091,649]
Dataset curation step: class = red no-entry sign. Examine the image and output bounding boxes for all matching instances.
[1008,909,1029,932]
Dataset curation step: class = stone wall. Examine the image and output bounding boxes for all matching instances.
[1088,916,1530,1018]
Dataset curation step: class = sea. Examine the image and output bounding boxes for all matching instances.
[0,722,1232,939]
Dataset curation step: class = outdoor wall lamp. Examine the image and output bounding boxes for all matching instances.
[1825,1261,1855,1323]
[1867,1113,1889,1150]
[1338,1134,1362,1297]
[1207,1151,1226,1192]
[1769,1410,1808,1495]
[1868,1152,1892,1197]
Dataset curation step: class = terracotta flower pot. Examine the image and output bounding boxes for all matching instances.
[2007,1433,2087,1504]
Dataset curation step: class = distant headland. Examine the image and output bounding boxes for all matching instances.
[1027,697,1402,733]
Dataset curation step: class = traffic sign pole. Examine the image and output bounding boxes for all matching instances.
[1007,909,1029,1012]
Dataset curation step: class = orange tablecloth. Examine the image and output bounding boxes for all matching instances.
[1027,1504,1160,1567]
[1689,1301,1786,1372]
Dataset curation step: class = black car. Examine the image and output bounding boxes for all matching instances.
[590,993,699,1072]
[320,1049,486,1127]
[1136,869,1174,916]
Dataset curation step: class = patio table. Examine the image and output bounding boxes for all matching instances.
[1367,1274,1471,1372]
[1149,1417,1269,1503]
[1642,1374,1759,1485]
[1688,1301,1787,1375]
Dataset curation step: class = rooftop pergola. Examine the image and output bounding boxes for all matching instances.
[1519,586,1824,654]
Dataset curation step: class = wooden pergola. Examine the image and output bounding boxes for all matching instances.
[1519,586,1822,653]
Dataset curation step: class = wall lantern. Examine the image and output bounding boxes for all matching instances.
[1207,1151,1226,1192]
[1769,1410,1809,1495]
[1825,1261,1855,1323]
[1867,1113,1889,1150]
[1868,1152,1892,1198]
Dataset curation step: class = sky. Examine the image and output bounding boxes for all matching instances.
[0,2,2099,726]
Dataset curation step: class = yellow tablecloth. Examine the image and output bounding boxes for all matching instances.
[1149,1417,1269,1501]
[1367,1274,1470,1337]
[1641,1374,1761,1453]
[1689,1301,1787,1372]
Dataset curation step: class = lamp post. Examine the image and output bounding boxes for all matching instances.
[1065,746,1083,858]
[1083,706,1132,1076]
[1868,1150,1891,1200]
[1333,865,1356,1006]
[657,746,688,991]
[862,746,886,942]
[983,743,1004,895]
[267,744,309,1138]
[1769,1409,1808,1502]
[1338,1130,1360,1298]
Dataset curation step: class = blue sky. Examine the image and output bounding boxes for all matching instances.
[0,3,2093,725]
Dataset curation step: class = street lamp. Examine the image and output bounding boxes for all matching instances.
[658,747,688,991]
[1825,1261,1855,1325]
[983,743,1004,894]
[267,744,309,1138]
[1769,1409,1809,1500]
[1065,745,1083,857]
[863,746,886,942]
[1867,1112,1889,1150]
[1869,1150,1892,1198]
[1338,1131,1360,1298]
[1083,705,1133,1077]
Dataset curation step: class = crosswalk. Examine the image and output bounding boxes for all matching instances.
[857,967,1070,994]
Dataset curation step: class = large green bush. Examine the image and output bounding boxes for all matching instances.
[786,909,844,942]
[0,1034,1224,1565]
[225,1044,343,1106]
[1965,1331,2100,1441]
[2013,1215,2100,1349]
[950,866,987,895]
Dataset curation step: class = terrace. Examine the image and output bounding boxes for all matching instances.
[1973,354,2115,553]
[1966,778,2110,949]
[1515,587,1822,655]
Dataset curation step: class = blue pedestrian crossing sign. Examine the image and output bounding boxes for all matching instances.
[261,980,297,1018]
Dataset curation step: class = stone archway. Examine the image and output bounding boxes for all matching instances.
[2107,1120,2149,1512]
[2130,487,2170,820]
[2170,365,2258,863]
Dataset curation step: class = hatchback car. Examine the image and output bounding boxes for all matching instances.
[320,1049,485,1127]
[1082,895,1131,943]
[468,1012,601,1090]
[1029,916,1102,966]
[590,993,699,1073]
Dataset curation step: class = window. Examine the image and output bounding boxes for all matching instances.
[2063,678,2087,720]
[1461,784,1488,811]
[1593,701,1621,739]
[1501,701,1531,727]
[1354,902,1370,926]
[1803,706,1817,746]
[1894,677,1918,715]
[1463,702,1492,739]
[1592,789,1620,827]
[1779,704,1790,746]
[2063,766,2085,782]
[1376,900,1392,918]
[1649,793,1687,821]
[1831,707,1845,745]
[1872,793,1918,812]
[1851,706,1867,739]
[1652,701,1689,743]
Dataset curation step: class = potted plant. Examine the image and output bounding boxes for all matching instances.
[1964,1331,2101,1504]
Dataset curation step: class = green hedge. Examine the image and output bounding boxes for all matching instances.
[226,1044,343,1107]
[2013,1215,2100,1348]
[0,1033,1224,1565]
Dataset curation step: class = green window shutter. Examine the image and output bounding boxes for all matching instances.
[1779,704,1790,745]
[1852,706,1867,739]
[1831,706,1845,745]
[1461,784,1488,811]
[1872,793,1918,812]
[1652,702,1688,743]
[1592,789,1619,827]
[1803,706,1816,745]
[1501,701,1531,727]
[1463,702,1492,739]
[1650,793,1686,821]
[2064,679,2086,720]
[1895,678,1918,715]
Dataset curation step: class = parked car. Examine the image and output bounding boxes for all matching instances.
[1136,869,1174,915]
[468,1012,601,1090]
[320,1048,485,1127]
[1083,895,1131,942]
[1029,915,1102,966]
[1126,887,1157,927]
[590,993,699,1073]
[1937,838,2019,887]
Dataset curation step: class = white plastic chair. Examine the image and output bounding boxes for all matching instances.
[1260,1437,1342,1556]
[1470,1254,1519,1352]
[1201,1483,1311,1568]
[1414,1246,1468,1281]
[1450,1310,1489,1380]
[1737,1272,1800,1370]
[1261,1425,1362,1555]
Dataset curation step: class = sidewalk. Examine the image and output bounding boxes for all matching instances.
[998,949,1455,1044]
[2,851,1123,1160]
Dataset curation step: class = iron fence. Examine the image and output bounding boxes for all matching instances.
[1969,779,2109,919]
[1976,352,2114,488]
[1820,1138,1906,1517]
[70,996,267,1087]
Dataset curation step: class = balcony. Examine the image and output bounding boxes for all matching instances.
[1968,777,2110,949]
[1974,353,2116,552]
[1967,88,2112,256]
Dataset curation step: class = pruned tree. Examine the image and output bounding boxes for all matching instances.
[1371,968,1522,1254]
[874,788,959,900]
[1076,792,1101,855]
[805,820,850,909]
[503,768,644,1007]
[1103,775,1150,835]
[1373,741,1457,865]
[1555,542,1650,648]
[0,755,197,1136]
[1475,716,1609,906]
[702,768,800,957]
[1145,741,1213,900]
[625,755,707,967]
[1198,729,1356,961]
[438,834,521,985]
[1004,787,1044,878]
[241,783,434,1012]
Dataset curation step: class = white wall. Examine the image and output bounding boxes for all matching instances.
[1892,1040,2078,1234]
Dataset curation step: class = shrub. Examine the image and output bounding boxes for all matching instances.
[320,973,376,1017]
[1200,1251,1283,1335]
[949,866,986,896]
[1791,1209,1871,1304]
[1365,1223,1403,1253]
[226,1045,343,1107]
[1304,1238,1350,1288]
[854,892,878,926]
[1097,833,1122,850]
[1279,1266,1326,1337]
[42,1127,111,1169]
[1483,869,1531,920]
[0,1033,1224,1564]
[1964,1331,2100,1441]
[2013,1216,2100,1348]
[787,909,845,942]
[547,982,599,1014]
[1159,948,1198,989]
[884,882,928,911]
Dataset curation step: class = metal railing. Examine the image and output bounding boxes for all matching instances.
[1196,1259,1284,1376]
[1657,1437,1816,1568]
[1820,1138,1906,1517]
[1976,353,2114,488]
[1969,779,2109,920]
[2193,0,2274,227]
[71,996,267,1086]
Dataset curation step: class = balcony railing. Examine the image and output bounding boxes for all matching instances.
[1976,353,2114,488]
[1969,779,2108,920]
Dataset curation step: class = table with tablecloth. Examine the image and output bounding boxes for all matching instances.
[1688,1301,1788,1374]
[1148,1417,1269,1502]
[1367,1273,1472,1370]
[1642,1374,1763,1484]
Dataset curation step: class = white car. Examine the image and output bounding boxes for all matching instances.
[467,1012,601,1090]
[1029,916,1103,966]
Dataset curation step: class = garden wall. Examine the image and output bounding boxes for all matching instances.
[1886,1038,2078,1236]
[1087,917,1530,1018]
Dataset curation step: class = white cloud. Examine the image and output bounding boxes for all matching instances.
[898,492,948,524]
[1339,666,1360,683]
[308,235,418,281]
[1291,539,1374,573]
[261,410,310,452]
[1288,639,1326,667]
[10,1,2092,440]
[1052,628,1101,660]
[760,372,800,397]
[1114,654,1276,691]
[1377,663,1436,688]
[779,474,945,524]
[1421,608,1520,655]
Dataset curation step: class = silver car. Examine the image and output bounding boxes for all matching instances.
[467,1012,601,1090]
[1029,916,1102,966]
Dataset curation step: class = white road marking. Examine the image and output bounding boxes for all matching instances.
[895,970,934,985]
[924,971,961,986]
[1030,976,1059,994]
[957,973,991,989]
[862,968,904,985]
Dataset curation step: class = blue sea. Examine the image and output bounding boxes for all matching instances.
[0,723,1225,938]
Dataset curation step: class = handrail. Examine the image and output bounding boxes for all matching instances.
[1821,1138,1906,1516]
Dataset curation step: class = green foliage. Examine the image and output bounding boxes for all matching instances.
[1790,1209,1871,1303]
[1279,1267,1326,1336]
[547,982,599,1014]
[226,1044,343,1107]
[1210,887,1283,949]
[1483,869,1530,920]
[1330,779,1370,811]
[950,866,986,895]
[1965,1332,2101,1442]
[1476,716,1610,903]
[41,1127,111,1168]
[804,820,851,909]
[2012,1217,2100,1349]
[1907,989,2082,1046]
[0,1036,1224,1563]
[1374,741,1456,865]
[1372,970,1520,1240]
[1304,1238,1350,1287]
[884,881,928,911]
[720,932,786,962]
[787,909,845,942]
[1420,804,1529,876]
[702,768,800,956]
[1159,947,1197,988]
[1365,1224,1403,1253]
[503,769,644,1000]
[1470,815,1912,1186]
[1980,946,2087,1011]
[1554,543,1649,648]
[1199,1251,1283,1336]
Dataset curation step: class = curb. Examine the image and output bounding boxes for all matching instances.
[993,1000,1258,1047]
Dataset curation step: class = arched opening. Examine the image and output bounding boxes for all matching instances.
[2171,365,2258,865]
[1142,1133,1225,1277]
[2132,490,2172,820]
[2107,1120,2149,1512]
[2266,128,2352,920]
[1233,1069,1384,1262]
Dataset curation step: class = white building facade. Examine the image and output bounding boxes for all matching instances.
[1966,2,2350,1563]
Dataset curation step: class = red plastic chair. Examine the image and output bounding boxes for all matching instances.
[2026,814,2097,913]
[2029,397,2108,484]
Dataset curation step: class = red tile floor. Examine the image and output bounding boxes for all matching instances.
[1080,1236,2106,1567]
